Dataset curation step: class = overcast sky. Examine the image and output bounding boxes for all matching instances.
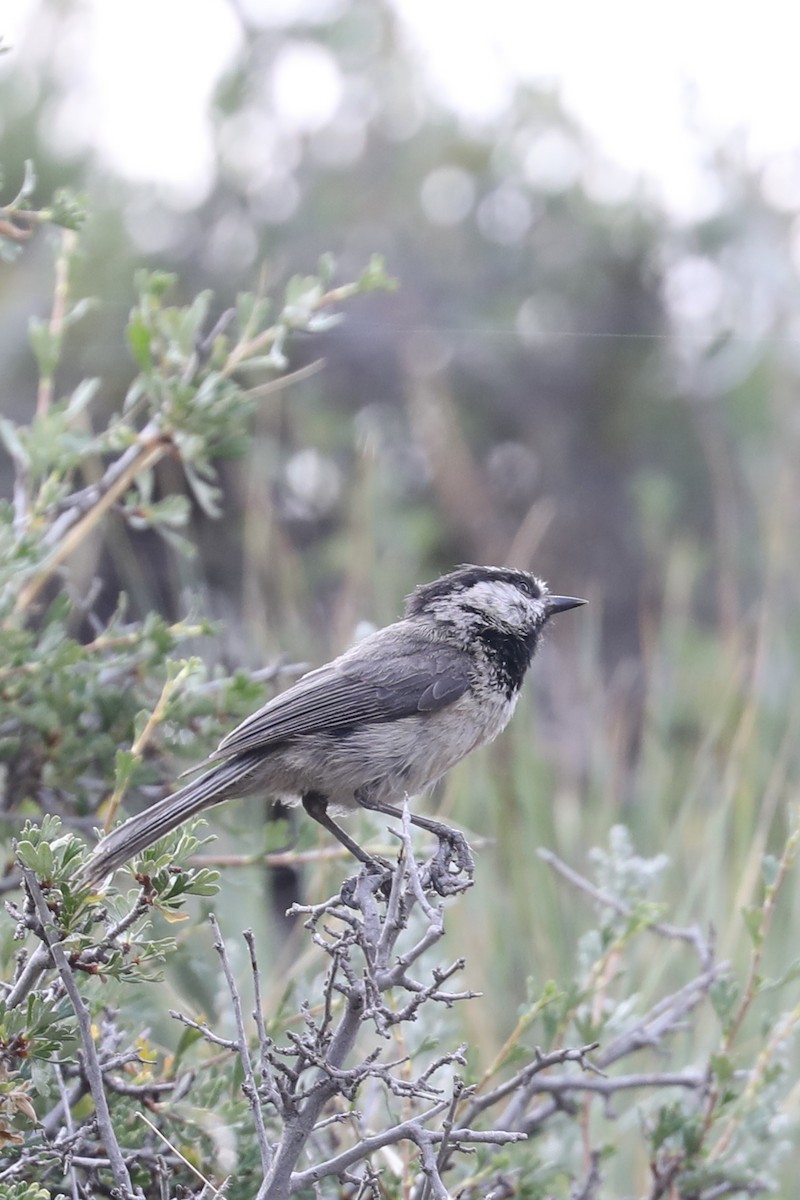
[4,0,800,219]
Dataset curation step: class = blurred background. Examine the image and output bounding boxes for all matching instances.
[3,0,800,1176]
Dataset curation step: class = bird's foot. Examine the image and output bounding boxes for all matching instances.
[425,823,475,896]
[339,854,394,907]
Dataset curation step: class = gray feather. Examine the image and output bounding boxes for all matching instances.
[81,564,578,884]
[83,755,262,884]
[208,627,470,762]
[83,632,469,884]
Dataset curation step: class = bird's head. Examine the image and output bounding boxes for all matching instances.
[405,565,585,646]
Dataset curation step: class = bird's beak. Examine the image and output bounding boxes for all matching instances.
[546,595,587,615]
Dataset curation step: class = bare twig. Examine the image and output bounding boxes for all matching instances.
[515,967,724,1140]
[42,1068,87,1139]
[289,1100,451,1193]
[598,966,726,1068]
[168,1009,238,1051]
[102,661,193,831]
[5,941,52,1007]
[135,1112,227,1198]
[462,1043,601,1130]
[570,1149,602,1200]
[518,1068,706,1097]
[261,979,367,1198]
[427,1078,468,1200]
[36,229,77,417]
[209,913,274,1177]
[53,1062,80,1200]
[103,1075,177,1098]
[180,308,235,385]
[537,846,711,964]
[15,423,170,613]
[243,928,282,1110]
[23,870,141,1199]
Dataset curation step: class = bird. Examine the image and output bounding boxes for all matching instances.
[82,565,585,885]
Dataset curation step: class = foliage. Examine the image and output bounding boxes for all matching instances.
[0,160,86,263]
[0,193,392,826]
[1,810,798,1198]
[0,192,798,1199]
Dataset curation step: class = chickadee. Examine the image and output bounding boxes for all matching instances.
[83,565,585,884]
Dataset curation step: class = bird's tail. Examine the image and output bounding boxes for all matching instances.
[81,756,257,886]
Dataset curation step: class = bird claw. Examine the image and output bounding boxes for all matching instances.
[338,826,474,905]
[339,855,394,907]
[426,825,474,896]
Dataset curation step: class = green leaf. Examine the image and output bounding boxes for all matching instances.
[761,854,780,888]
[20,158,37,200]
[359,252,397,292]
[135,269,176,301]
[172,1021,206,1071]
[48,187,88,231]
[710,977,739,1022]
[180,290,212,347]
[183,462,222,517]
[148,494,191,527]
[127,313,153,371]
[710,1052,735,1084]
[741,905,763,946]
[29,316,60,378]
[284,274,322,309]
[66,377,100,416]
[239,292,271,337]
[64,296,97,327]
[760,957,800,994]
[306,312,344,333]
[650,1101,685,1150]
[15,838,54,879]
[0,417,29,467]
[317,251,336,283]
[114,748,138,790]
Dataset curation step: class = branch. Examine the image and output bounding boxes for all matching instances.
[168,1009,239,1051]
[15,424,170,613]
[36,229,76,417]
[254,806,477,1198]
[597,965,726,1068]
[519,1068,706,1098]
[101,661,193,831]
[289,1100,450,1192]
[462,1043,601,1129]
[209,913,274,1177]
[4,939,49,1007]
[514,966,724,1138]
[261,981,367,1199]
[570,1150,602,1200]
[23,870,141,1199]
[243,928,283,1111]
[537,847,712,964]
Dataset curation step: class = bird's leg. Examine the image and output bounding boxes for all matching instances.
[355,792,474,893]
[267,799,299,854]
[301,792,376,866]
[302,792,394,904]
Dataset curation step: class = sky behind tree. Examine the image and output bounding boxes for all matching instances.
[4,0,800,220]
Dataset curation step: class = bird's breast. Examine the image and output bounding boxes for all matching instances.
[263,684,518,813]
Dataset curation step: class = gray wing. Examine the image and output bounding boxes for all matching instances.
[207,628,470,762]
